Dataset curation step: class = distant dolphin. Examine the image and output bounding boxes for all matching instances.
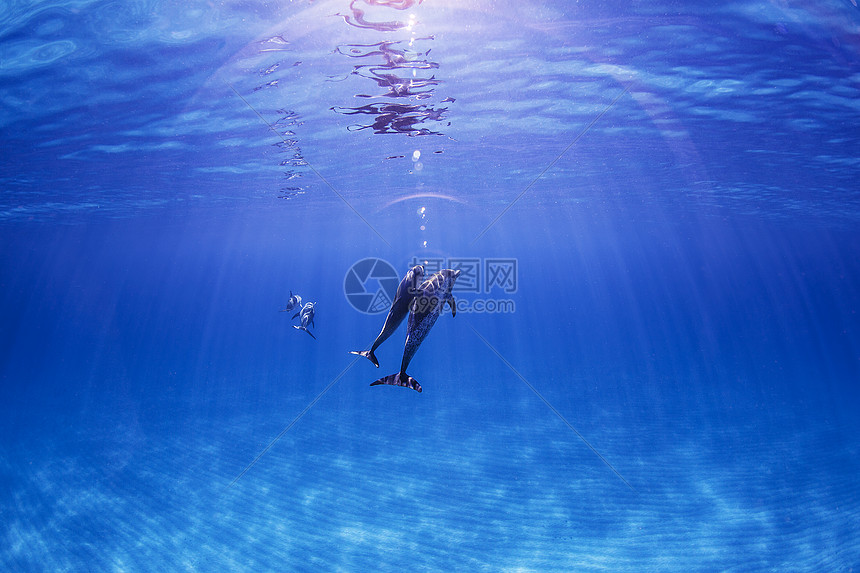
[281,291,302,313]
[370,269,460,392]
[293,301,316,339]
[350,264,424,367]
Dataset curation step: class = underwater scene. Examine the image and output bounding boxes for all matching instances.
[2,0,859,570]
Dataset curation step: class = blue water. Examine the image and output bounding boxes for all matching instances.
[2,1,860,570]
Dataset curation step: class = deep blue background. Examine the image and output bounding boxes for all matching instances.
[2,203,858,569]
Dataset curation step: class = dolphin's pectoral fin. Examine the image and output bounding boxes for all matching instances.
[370,372,422,393]
[292,311,300,319]
[448,297,457,317]
[350,350,380,368]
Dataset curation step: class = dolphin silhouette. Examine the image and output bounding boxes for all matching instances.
[350,264,424,367]
[370,268,460,392]
[281,291,302,313]
[293,301,316,339]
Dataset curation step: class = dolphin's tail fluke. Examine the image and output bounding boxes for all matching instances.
[370,372,422,393]
[293,325,316,339]
[349,350,379,368]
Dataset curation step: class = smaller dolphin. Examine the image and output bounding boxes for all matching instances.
[371,268,460,392]
[350,264,424,367]
[281,291,303,313]
[293,301,316,339]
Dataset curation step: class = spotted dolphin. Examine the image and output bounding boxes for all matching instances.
[281,291,302,313]
[293,301,316,339]
[370,268,460,392]
[350,264,425,367]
